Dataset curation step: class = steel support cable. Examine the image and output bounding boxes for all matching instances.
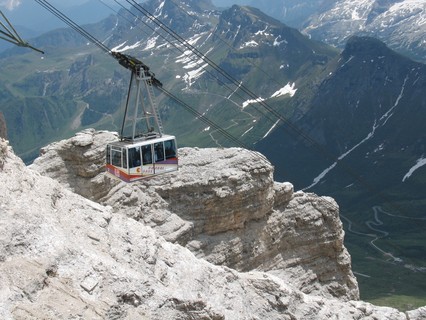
[34,0,345,220]
[167,0,291,93]
[97,1,299,189]
[100,0,281,129]
[124,0,333,155]
[158,85,347,216]
[35,0,263,151]
[0,10,44,53]
[35,0,256,146]
[35,0,338,214]
[158,86,251,149]
[0,10,23,44]
[126,1,411,218]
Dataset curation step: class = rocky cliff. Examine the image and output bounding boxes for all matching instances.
[0,130,424,319]
[30,129,357,301]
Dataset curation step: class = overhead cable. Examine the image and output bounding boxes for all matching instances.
[100,0,282,128]
[0,10,44,53]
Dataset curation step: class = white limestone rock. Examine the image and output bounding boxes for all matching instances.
[30,130,358,300]
[0,139,409,319]
[17,131,425,318]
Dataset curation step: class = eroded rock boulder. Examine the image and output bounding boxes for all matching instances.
[30,129,119,200]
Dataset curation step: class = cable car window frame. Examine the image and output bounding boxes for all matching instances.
[164,139,176,159]
[128,146,142,168]
[142,144,152,165]
[122,148,128,169]
[154,142,164,162]
[111,146,123,168]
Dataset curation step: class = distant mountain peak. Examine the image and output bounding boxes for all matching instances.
[342,36,392,59]
[140,0,216,34]
[215,4,301,50]
[300,0,426,63]
[224,5,283,28]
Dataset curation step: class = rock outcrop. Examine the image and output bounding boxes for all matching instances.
[0,129,418,319]
[31,129,357,301]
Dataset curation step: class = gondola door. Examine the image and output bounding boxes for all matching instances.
[141,143,155,176]
[153,141,165,174]
[127,146,142,180]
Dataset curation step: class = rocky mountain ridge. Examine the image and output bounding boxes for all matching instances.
[1,0,425,310]
[244,0,426,64]
[256,35,426,304]
[302,0,426,63]
[0,129,423,318]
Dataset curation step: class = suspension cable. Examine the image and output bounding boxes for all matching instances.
[35,0,400,218]
[122,0,411,218]
[158,86,251,150]
[124,0,337,162]
[100,0,281,129]
[167,0,294,95]
[0,10,44,53]
[31,0,355,215]
[35,1,270,155]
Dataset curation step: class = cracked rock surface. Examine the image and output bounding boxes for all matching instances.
[0,131,420,319]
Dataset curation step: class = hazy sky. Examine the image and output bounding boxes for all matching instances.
[0,0,22,10]
[0,0,119,11]
[0,0,252,11]
[0,0,253,35]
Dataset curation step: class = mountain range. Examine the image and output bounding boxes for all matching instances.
[0,0,425,310]
[243,0,426,64]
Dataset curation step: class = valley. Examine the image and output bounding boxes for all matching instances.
[345,205,426,310]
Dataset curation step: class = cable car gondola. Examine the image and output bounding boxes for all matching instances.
[106,134,178,182]
[106,52,178,182]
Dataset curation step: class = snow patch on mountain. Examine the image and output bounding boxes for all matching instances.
[240,40,259,49]
[111,40,143,52]
[154,0,166,18]
[242,97,265,109]
[403,156,426,182]
[176,45,213,88]
[144,36,159,51]
[302,0,426,62]
[273,36,287,47]
[271,82,297,98]
[242,83,297,109]
[263,119,280,139]
[255,26,272,37]
[183,63,208,87]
